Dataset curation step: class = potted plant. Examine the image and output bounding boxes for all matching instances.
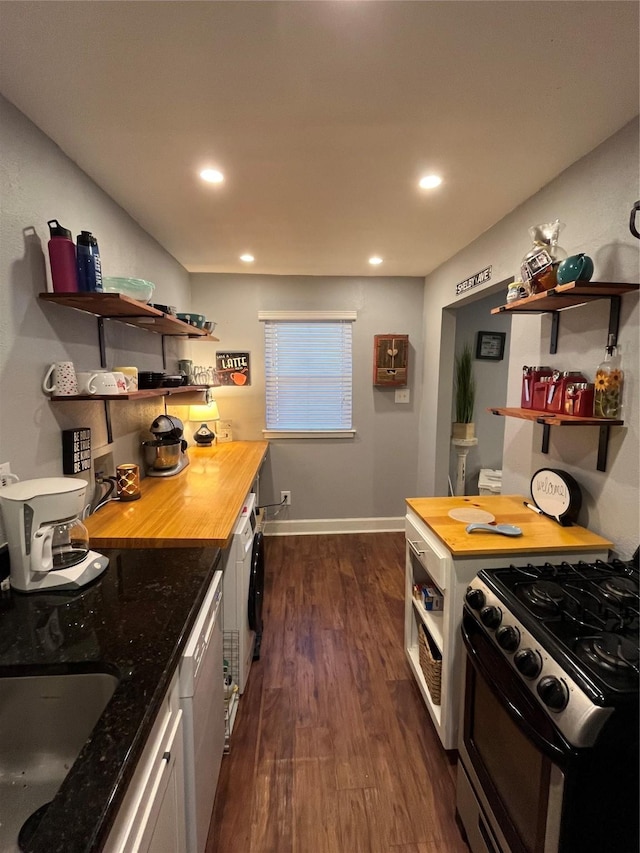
[452,342,476,439]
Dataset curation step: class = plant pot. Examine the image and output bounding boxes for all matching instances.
[452,422,475,440]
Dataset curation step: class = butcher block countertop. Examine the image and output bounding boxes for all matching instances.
[406,494,612,557]
[86,440,268,549]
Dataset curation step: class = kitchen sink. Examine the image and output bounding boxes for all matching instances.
[0,670,119,852]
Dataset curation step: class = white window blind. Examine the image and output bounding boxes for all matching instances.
[262,316,354,433]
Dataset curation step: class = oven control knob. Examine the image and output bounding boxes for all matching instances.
[496,625,520,652]
[480,605,502,630]
[514,648,542,679]
[466,588,485,610]
[537,676,569,711]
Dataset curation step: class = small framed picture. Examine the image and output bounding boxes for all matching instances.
[476,331,506,361]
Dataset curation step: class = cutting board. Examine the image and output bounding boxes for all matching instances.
[406,494,612,557]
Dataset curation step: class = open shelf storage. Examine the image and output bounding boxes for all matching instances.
[491,280,638,354]
[50,385,211,402]
[39,292,220,339]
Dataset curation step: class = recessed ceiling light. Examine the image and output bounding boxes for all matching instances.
[418,174,442,189]
[369,256,383,265]
[199,168,224,184]
[240,254,255,263]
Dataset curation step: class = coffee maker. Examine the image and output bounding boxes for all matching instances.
[0,478,109,593]
[142,414,190,477]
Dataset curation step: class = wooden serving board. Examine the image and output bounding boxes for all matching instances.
[406,494,612,557]
[86,441,268,548]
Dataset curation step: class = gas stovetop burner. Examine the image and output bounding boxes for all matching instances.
[599,576,639,604]
[576,633,639,683]
[520,580,566,614]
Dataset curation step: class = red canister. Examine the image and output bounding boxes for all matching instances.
[521,366,553,409]
[532,376,553,411]
[546,371,588,413]
[565,383,595,417]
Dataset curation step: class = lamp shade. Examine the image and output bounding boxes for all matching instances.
[189,400,220,423]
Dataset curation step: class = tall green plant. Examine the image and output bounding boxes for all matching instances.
[454,343,476,423]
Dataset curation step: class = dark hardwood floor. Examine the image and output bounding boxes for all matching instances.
[207,532,469,853]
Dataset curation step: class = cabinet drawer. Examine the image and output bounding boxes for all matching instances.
[405,511,450,591]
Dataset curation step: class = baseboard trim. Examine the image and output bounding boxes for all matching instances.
[263,516,405,536]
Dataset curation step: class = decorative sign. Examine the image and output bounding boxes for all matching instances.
[373,334,409,386]
[216,351,251,386]
[62,427,91,474]
[476,331,506,361]
[530,468,582,526]
[456,265,492,296]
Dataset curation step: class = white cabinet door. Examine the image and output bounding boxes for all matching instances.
[104,675,186,853]
[138,710,186,853]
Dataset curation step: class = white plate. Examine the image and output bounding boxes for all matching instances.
[448,508,496,524]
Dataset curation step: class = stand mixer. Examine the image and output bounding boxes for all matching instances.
[142,414,190,477]
[0,478,109,593]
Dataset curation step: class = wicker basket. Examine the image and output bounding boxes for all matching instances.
[418,625,442,705]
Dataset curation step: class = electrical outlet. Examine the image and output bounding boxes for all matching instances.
[94,451,115,479]
[280,490,291,506]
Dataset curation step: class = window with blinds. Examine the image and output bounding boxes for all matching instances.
[261,312,355,437]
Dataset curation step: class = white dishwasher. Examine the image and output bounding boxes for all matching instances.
[179,569,224,853]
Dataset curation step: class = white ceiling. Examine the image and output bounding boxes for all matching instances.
[0,1,638,278]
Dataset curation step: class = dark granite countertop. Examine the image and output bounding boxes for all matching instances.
[0,546,221,853]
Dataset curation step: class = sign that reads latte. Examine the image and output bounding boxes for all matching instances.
[216,351,251,386]
[456,265,492,296]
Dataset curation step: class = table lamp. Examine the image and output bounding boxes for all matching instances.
[189,398,220,446]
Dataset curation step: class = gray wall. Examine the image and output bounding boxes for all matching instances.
[185,274,424,521]
[450,288,511,493]
[419,119,639,558]
[0,95,193,535]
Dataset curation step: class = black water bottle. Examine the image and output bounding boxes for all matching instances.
[76,230,103,292]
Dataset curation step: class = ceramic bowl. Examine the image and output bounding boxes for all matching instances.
[556,254,594,285]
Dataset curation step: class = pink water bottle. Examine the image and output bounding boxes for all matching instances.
[47,220,78,292]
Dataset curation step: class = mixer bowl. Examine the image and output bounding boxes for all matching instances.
[142,440,181,470]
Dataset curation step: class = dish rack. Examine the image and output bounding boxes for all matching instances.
[223,630,240,751]
[418,624,442,705]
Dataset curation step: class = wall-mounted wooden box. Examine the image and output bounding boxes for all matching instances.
[373,334,408,386]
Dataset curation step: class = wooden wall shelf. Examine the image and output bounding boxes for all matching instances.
[491,280,638,354]
[50,385,210,402]
[39,292,219,340]
[489,407,623,471]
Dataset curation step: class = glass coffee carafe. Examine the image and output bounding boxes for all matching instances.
[49,516,91,570]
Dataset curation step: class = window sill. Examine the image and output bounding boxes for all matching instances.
[262,429,357,439]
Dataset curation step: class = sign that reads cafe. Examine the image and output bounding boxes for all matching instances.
[216,351,251,386]
[456,265,492,296]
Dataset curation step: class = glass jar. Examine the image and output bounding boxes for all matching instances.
[520,220,567,294]
[594,337,624,418]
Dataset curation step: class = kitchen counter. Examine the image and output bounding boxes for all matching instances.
[86,440,269,548]
[0,546,220,853]
[406,494,612,557]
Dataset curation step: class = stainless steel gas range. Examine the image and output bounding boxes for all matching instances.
[457,552,639,853]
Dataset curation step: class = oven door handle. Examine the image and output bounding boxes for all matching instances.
[461,619,570,761]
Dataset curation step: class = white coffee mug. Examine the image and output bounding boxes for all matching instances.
[76,371,100,395]
[88,372,120,395]
[113,366,138,391]
[112,372,128,394]
[42,361,78,396]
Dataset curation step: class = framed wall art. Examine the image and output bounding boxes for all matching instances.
[475,331,506,361]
